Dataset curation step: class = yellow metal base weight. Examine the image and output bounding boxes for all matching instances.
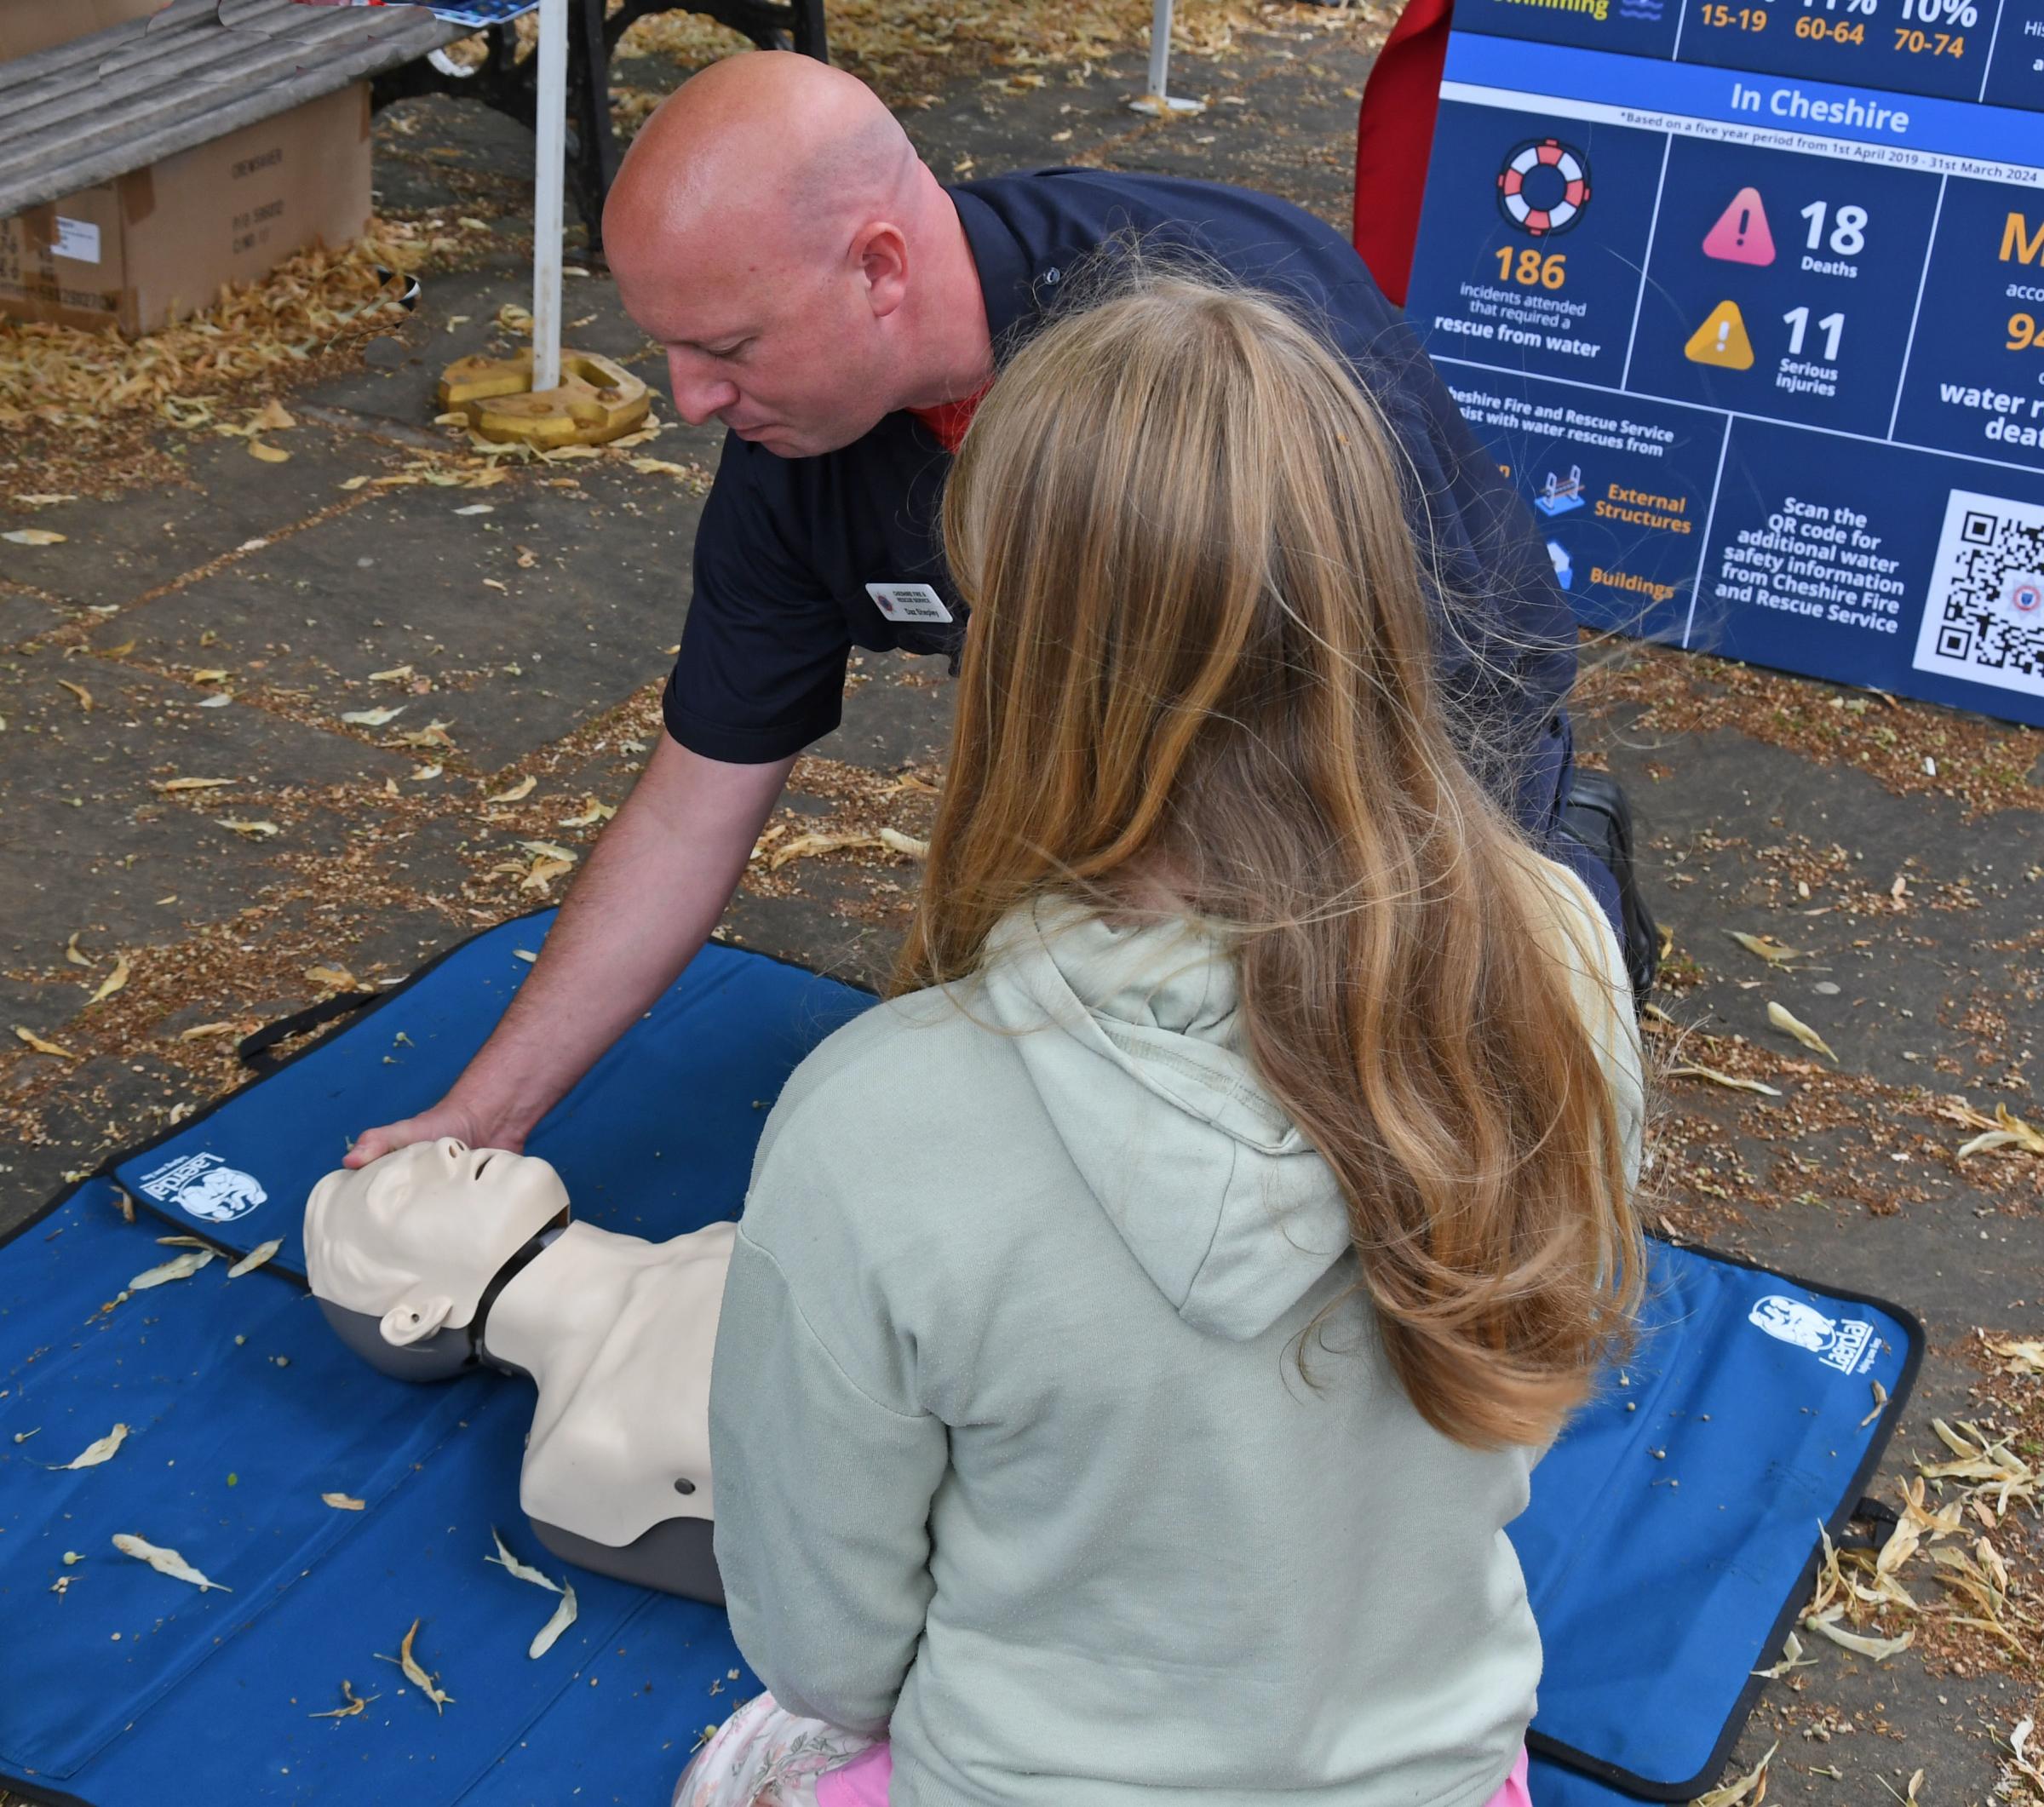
[437,347,652,449]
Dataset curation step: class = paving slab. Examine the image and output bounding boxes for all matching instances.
[84,460,709,777]
[0,646,416,969]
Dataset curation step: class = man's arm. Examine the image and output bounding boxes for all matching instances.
[346,738,796,1167]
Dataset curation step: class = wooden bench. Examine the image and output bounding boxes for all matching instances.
[1,0,826,262]
[0,0,464,217]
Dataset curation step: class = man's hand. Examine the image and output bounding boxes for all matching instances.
[344,1099,517,1170]
[345,738,796,1172]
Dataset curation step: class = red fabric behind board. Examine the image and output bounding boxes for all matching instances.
[1351,0,1453,307]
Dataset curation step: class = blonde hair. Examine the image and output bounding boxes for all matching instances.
[897,271,1642,1450]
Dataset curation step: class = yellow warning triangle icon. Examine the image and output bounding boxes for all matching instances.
[1685,299,1754,370]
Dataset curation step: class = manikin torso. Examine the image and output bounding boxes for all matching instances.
[485,1219,731,1539]
[304,1139,732,1599]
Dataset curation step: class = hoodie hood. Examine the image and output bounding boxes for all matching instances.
[977,898,1352,1341]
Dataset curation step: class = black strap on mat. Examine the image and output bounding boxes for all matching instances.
[237,992,378,1074]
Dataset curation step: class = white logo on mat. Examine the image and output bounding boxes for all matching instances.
[137,1151,268,1225]
[1748,1294,1876,1376]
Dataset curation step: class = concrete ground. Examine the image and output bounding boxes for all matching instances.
[3,5,2041,1801]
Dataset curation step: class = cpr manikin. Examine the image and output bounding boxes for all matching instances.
[304,1139,732,1604]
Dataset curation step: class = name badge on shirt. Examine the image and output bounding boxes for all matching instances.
[865,582,955,625]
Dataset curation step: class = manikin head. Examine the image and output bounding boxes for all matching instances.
[306,1139,569,1357]
[602,52,970,458]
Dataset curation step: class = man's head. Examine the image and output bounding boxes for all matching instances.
[605,54,964,458]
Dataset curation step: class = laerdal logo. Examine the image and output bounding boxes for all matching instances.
[1748,1294,1877,1376]
[136,1151,267,1225]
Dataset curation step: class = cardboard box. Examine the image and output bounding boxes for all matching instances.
[0,0,169,62]
[0,82,372,336]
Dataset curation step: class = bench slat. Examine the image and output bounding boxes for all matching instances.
[0,2,462,215]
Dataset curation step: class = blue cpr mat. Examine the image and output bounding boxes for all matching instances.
[1,912,1919,1805]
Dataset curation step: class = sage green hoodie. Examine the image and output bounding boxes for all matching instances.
[709,863,1640,1807]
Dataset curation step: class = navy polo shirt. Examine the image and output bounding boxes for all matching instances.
[663,169,1578,836]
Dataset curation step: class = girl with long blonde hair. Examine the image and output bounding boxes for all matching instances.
[682,270,1645,1807]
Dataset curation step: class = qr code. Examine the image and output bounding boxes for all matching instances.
[1912,490,2044,701]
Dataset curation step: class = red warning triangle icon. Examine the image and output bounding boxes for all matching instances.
[1702,187,1775,266]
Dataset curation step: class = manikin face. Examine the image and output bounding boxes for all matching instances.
[305,1139,569,1350]
[611,235,899,461]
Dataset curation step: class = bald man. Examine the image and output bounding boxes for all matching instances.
[350,53,1652,1169]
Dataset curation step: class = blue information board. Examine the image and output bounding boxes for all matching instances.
[1404,0,2044,723]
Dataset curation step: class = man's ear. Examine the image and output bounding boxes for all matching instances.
[856,221,910,318]
[380,1295,456,1347]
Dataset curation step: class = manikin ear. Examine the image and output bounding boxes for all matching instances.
[380,1295,456,1347]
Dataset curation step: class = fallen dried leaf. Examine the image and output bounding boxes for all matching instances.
[520,856,573,894]
[87,955,130,1006]
[519,840,577,864]
[322,1492,366,1512]
[14,1026,76,1058]
[216,818,280,839]
[64,931,92,967]
[488,1528,563,1592]
[487,775,537,804]
[398,720,455,749]
[227,1238,283,1278]
[1766,1001,1837,1063]
[305,964,359,991]
[530,1582,577,1659]
[58,679,92,712]
[14,493,77,506]
[453,503,494,516]
[113,1532,229,1592]
[560,796,616,829]
[1751,1631,1814,1679]
[767,829,886,871]
[386,1618,454,1713]
[1956,1107,2044,1161]
[154,776,237,792]
[1860,1380,1889,1429]
[339,474,372,490]
[340,705,405,727]
[1803,1609,1913,1661]
[2,528,65,546]
[309,1678,376,1719]
[247,439,291,464]
[178,1021,238,1041]
[879,826,929,859]
[1694,1741,1775,1806]
[1984,1334,2044,1376]
[47,1423,129,1471]
[129,1249,215,1290]
[368,664,414,684]
[249,399,297,433]
[1667,1064,1783,1098]
[1725,931,1803,967]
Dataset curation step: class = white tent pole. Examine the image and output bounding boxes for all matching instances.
[531,0,567,394]
[1146,0,1173,104]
